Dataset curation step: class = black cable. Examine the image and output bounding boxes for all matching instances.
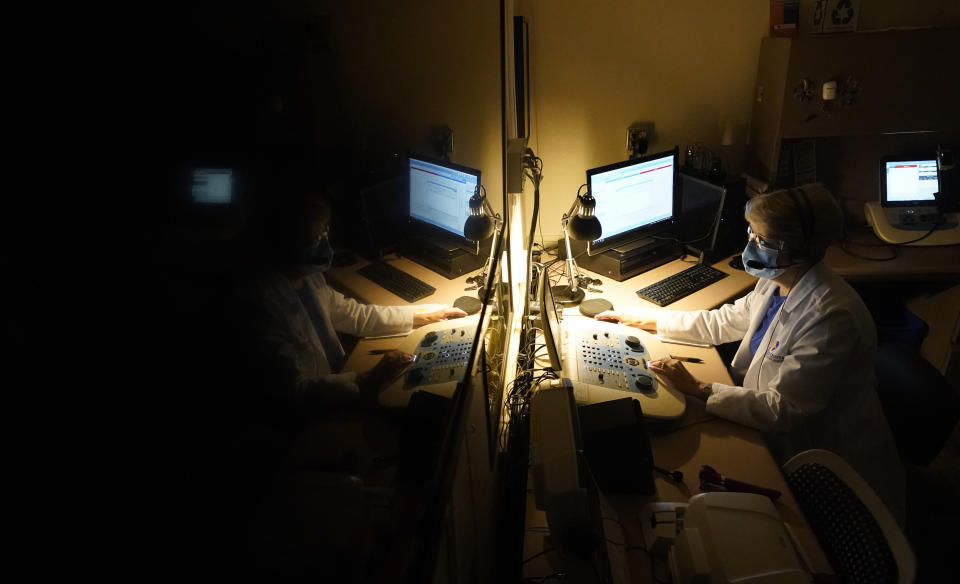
[521,548,556,565]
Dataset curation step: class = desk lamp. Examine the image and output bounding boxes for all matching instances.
[552,187,602,306]
[463,186,503,301]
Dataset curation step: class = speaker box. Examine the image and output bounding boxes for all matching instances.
[577,398,655,494]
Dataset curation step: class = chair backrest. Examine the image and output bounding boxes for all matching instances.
[783,449,915,584]
[875,341,960,466]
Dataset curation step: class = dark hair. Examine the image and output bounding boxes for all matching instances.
[258,192,332,265]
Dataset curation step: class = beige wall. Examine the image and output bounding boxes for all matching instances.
[325,0,503,213]
[516,0,769,243]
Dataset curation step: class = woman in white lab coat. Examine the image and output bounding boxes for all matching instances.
[250,193,465,407]
[596,185,905,521]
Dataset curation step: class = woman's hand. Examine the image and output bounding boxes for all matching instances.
[413,306,468,327]
[647,357,711,400]
[358,350,416,393]
[595,308,658,332]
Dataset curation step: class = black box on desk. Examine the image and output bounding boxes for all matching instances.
[577,398,655,494]
[402,237,490,279]
[559,238,680,282]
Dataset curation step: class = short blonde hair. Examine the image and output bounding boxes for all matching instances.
[744,184,843,262]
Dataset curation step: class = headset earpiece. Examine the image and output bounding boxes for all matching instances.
[786,188,815,260]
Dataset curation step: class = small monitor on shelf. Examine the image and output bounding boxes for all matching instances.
[586,148,680,256]
[190,168,234,205]
[407,155,481,254]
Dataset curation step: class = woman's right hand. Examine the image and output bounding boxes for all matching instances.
[594,308,658,332]
[358,350,416,393]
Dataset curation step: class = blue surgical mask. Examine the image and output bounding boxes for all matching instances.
[742,240,785,279]
[302,236,334,272]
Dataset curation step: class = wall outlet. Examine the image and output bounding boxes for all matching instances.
[627,123,654,155]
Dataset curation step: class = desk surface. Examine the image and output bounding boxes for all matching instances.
[328,255,483,307]
[826,224,960,280]
[554,252,757,312]
[331,250,828,583]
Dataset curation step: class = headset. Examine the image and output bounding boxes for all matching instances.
[744,187,815,271]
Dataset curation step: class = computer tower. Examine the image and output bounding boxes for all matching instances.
[559,238,680,282]
[402,237,491,279]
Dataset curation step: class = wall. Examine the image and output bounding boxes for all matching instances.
[515,0,768,244]
[323,0,503,213]
[798,0,960,34]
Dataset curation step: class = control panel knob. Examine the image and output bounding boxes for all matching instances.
[624,357,640,367]
[634,375,654,392]
[420,332,438,347]
[625,336,643,351]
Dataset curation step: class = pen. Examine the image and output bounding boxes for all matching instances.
[670,355,703,363]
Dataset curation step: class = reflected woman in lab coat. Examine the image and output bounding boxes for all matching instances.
[596,185,905,521]
[250,193,466,408]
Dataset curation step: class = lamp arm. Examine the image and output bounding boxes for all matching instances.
[563,222,579,293]
[481,213,503,292]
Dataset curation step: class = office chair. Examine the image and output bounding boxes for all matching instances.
[874,341,959,467]
[783,449,916,584]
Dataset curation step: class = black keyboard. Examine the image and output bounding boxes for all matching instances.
[357,262,436,302]
[635,264,728,307]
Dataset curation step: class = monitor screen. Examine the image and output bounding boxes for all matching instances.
[881,157,940,207]
[538,266,563,371]
[190,168,233,204]
[586,148,679,255]
[408,156,481,238]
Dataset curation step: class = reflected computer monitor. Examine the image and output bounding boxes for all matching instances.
[408,155,481,254]
[190,168,234,204]
[586,148,680,256]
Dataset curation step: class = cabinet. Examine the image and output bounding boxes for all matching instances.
[746,28,960,184]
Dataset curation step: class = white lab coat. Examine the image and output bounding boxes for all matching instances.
[257,271,416,403]
[654,261,905,520]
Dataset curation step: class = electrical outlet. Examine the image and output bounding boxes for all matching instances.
[626,123,654,156]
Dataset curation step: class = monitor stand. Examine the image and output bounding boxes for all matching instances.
[864,201,960,246]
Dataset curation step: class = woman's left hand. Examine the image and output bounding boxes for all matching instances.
[413,306,468,327]
[647,358,710,400]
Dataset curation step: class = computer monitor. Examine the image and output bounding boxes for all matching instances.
[538,265,563,371]
[408,155,481,254]
[880,155,940,208]
[190,168,234,204]
[678,173,727,258]
[586,147,680,256]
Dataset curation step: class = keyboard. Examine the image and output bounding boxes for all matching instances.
[357,262,437,302]
[635,264,728,307]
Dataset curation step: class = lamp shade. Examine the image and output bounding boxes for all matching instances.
[464,214,494,241]
[567,192,602,241]
[568,215,602,241]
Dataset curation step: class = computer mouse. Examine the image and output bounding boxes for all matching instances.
[729,254,745,271]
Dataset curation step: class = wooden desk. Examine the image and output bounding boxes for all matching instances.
[327,255,483,306]
[553,253,757,312]
[825,224,960,281]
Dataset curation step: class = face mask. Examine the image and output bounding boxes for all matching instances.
[301,236,334,273]
[742,240,785,279]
